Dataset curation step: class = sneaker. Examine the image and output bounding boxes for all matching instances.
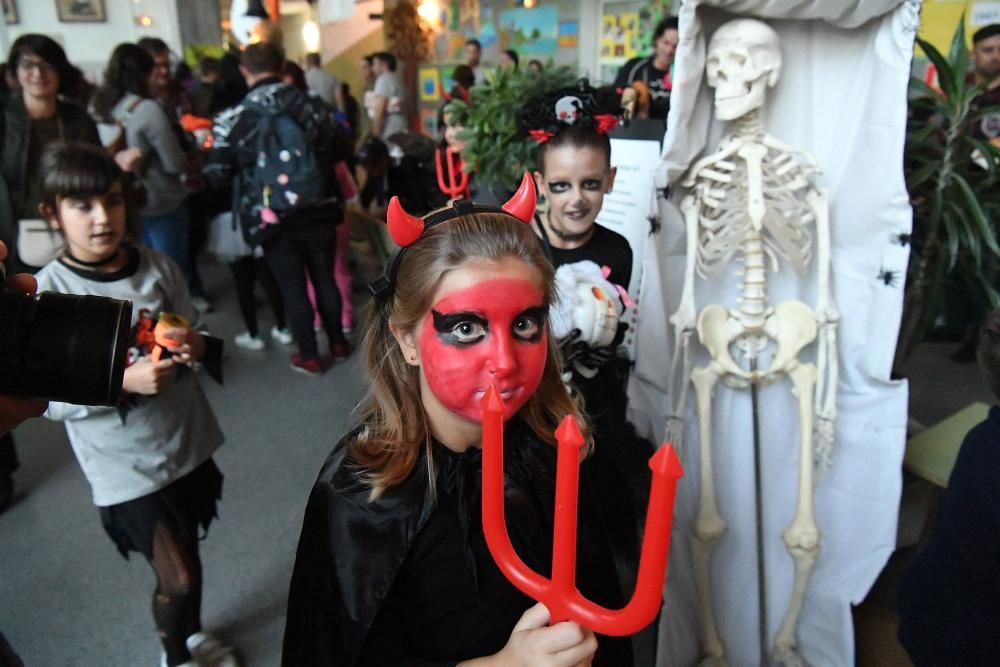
[331,341,352,359]
[271,326,294,346]
[186,631,239,667]
[160,652,197,667]
[290,354,325,376]
[233,332,265,351]
[191,295,213,314]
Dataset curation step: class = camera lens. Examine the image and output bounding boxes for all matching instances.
[0,289,132,406]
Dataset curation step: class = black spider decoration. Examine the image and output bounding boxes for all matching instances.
[877,267,901,287]
[648,215,661,235]
[893,232,912,247]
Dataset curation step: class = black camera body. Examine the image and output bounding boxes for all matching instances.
[0,264,132,406]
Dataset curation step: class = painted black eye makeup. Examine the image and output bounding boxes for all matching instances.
[512,306,548,342]
[432,310,488,346]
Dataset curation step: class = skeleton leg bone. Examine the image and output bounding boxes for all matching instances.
[691,363,729,665]
[772,361,821,667]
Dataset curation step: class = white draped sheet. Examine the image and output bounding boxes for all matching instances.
[626,1,919,664]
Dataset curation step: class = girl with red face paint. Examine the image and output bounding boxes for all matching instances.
[282,186,634,666]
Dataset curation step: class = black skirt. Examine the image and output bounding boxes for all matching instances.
[99,458,224,560]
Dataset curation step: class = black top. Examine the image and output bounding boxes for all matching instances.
[614,56,672,120]
[972,84,1000,140]
[1,93,102,272]
[897,405,1000,665]
[533,216,633,290]
[283,419,632,666]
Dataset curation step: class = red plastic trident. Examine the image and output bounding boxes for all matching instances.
[480,386,684,636]
[435,146,470,200]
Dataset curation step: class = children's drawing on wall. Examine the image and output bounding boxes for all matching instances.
[558,21,579,49]
[499,6,559,57]
[601,12,639,62]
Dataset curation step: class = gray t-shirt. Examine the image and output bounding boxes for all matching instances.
[305,66,339,108]
[36,247,224,507]
[113,94,188,217]
[372,71,406,140]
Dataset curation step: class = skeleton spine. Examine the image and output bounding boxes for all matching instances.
[739,233,768,330]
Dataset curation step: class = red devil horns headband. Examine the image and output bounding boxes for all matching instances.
[386,172,535,248]
[371,173,537,300]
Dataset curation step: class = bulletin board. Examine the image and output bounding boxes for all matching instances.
[598,0,672,84]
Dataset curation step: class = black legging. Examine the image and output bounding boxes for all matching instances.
[262,226,346,359]
[228,256,286,338]
[149,520,202,666]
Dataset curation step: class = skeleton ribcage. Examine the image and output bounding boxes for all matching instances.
[693,147,816,279]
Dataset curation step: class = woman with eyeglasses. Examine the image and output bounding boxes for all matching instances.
[1,33,102,273]
[0,33,103,525]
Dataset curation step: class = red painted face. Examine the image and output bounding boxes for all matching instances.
[419,277,549,422]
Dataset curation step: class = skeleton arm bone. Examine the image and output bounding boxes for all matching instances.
[807,187,839,470]
[665,193,703,447]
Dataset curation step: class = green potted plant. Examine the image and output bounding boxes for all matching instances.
[897,19,1000,368]
[444,63,577,198]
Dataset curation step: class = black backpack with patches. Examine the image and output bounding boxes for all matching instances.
[242,103,339,246]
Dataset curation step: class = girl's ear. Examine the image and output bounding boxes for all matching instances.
[605,166,617,194]
[389,322,420,366]
[37,202,60,229]
[532,170,545,197]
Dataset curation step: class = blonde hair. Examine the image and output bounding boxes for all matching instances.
[357,212,588,500]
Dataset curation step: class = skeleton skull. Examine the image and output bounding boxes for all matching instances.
[705,18,782,121]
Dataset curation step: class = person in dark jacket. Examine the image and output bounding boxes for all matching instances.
[1,34,103,510]
[1,34,102,273]
[897,308,1000,665]
[203,42,352,376]
[613,16,678,121]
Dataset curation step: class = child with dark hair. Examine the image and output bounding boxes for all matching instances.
[33,143,237,667]
[897,308,1000,665]
[519,80,654,588]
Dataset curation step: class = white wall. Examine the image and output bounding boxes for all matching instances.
[2,0,182,83]
[318,0,383,62]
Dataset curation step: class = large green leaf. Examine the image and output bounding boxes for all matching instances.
[941,207,961,271]
[953,173,1000,258]
[947,16,970,98]
[905,161,941,191]
[917,37,957,100]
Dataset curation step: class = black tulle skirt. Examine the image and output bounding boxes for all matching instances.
[98,458,224,560]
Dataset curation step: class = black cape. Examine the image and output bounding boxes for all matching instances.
[281,419,634,666]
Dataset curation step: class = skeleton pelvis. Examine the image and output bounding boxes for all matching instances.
[696,300,818,383]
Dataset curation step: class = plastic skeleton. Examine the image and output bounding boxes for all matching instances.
[665,19,838,666]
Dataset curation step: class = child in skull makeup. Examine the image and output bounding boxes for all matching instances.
[282,177,633,666]
[520,80,655,592]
